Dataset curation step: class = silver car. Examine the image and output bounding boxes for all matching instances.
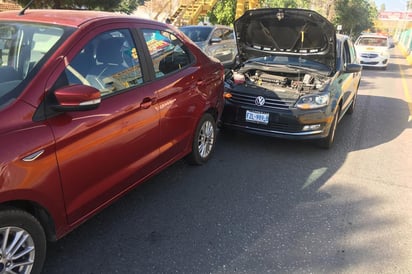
[180,25,237,69]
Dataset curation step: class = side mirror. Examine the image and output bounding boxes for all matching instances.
[345,63,362,73]
[210,37,222,44]
[52,84,101,112]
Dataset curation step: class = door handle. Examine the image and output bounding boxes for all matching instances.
[140,97,154,109]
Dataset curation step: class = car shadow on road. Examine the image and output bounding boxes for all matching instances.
[43,91,411,273]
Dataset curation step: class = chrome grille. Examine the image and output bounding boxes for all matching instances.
[361,53,378,58]
[228,92,296,109]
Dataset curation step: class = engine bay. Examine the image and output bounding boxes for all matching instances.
[228,68,329,96]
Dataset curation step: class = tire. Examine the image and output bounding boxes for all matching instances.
[317,106,340,149]
[0,209,47,274]
[187,113,217,165]
[346,91,357,115]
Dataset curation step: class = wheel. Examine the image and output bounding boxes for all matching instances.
[188,113,217,165]
[317,106,340,149]
[346,91,357,115]
[0,209,47,274]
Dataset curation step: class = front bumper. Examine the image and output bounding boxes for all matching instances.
[220,102,334,140]
[358,53,389,67]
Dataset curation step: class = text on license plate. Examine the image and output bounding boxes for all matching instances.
[245,110,269,124]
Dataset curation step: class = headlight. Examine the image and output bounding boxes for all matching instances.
[296,94,329,110]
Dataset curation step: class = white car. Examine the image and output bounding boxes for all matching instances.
[355,33,394,70]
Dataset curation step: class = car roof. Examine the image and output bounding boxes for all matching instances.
[180,25,233,30]
[358,33,388,38]
[0,9,151,28]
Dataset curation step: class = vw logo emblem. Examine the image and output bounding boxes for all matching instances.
[255,96,265,106]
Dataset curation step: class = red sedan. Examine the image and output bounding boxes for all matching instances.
[0,9,224,273]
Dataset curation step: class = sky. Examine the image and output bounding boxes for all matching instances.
[374,0,409,11]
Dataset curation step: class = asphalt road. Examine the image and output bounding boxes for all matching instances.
[42,47,412,274]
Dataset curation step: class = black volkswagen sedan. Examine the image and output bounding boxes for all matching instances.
[220,8,362,148]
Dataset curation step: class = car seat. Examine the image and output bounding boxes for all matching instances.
[86,37,127,92]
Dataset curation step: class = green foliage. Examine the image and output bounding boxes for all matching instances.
[17,0,142,13]
[207,0,236,26]
[208,0,313,26]
[112,0,139,14]
[261,0,309,8]
[334,0,378,37]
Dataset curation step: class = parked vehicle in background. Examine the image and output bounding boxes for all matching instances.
[220,8,362,149]
[0,9,224,273]
[354,33,394,70]
[180,25,237,69]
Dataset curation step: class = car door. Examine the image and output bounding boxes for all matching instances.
[340,39,360,112]
[45,26,160,225]
[138,28,202,165]
[218,28,237,67]
[208,28,236,67]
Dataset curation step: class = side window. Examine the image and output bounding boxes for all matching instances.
[343,40,351,65]
[347,40,356,63]
[222,29,234,40]
[211,29,222,40]
[64,29,143,96]
[142,29,192,78]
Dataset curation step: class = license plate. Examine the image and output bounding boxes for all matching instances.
[245,110,269,124]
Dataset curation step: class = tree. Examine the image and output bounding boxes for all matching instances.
[207,0,236,26]
[334,0,377,37]
[17,0,142,14]
[208,0,313,25]
[261,0,310,8]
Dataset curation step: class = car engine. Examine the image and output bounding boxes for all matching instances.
[228,68,329,96]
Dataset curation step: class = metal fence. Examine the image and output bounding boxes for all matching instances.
[396,28,412,64]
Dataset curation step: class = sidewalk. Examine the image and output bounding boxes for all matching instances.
[396,29,412,65]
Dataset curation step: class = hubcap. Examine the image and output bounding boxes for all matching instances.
[198,120,215,158]
[0,227,35,274]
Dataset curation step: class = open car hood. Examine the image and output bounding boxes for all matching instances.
[235,8,336,71]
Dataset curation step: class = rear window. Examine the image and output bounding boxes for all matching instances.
[356,36,388,47]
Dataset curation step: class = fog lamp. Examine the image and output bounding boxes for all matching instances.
[224,92,232,99]
[303,124,321,131]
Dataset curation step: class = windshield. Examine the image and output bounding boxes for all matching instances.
[0,22,69,109]
[180,27,212,43]
[356,36,388,47]
[245,55,332,74]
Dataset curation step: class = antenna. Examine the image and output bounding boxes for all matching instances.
[19,0,35,16]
